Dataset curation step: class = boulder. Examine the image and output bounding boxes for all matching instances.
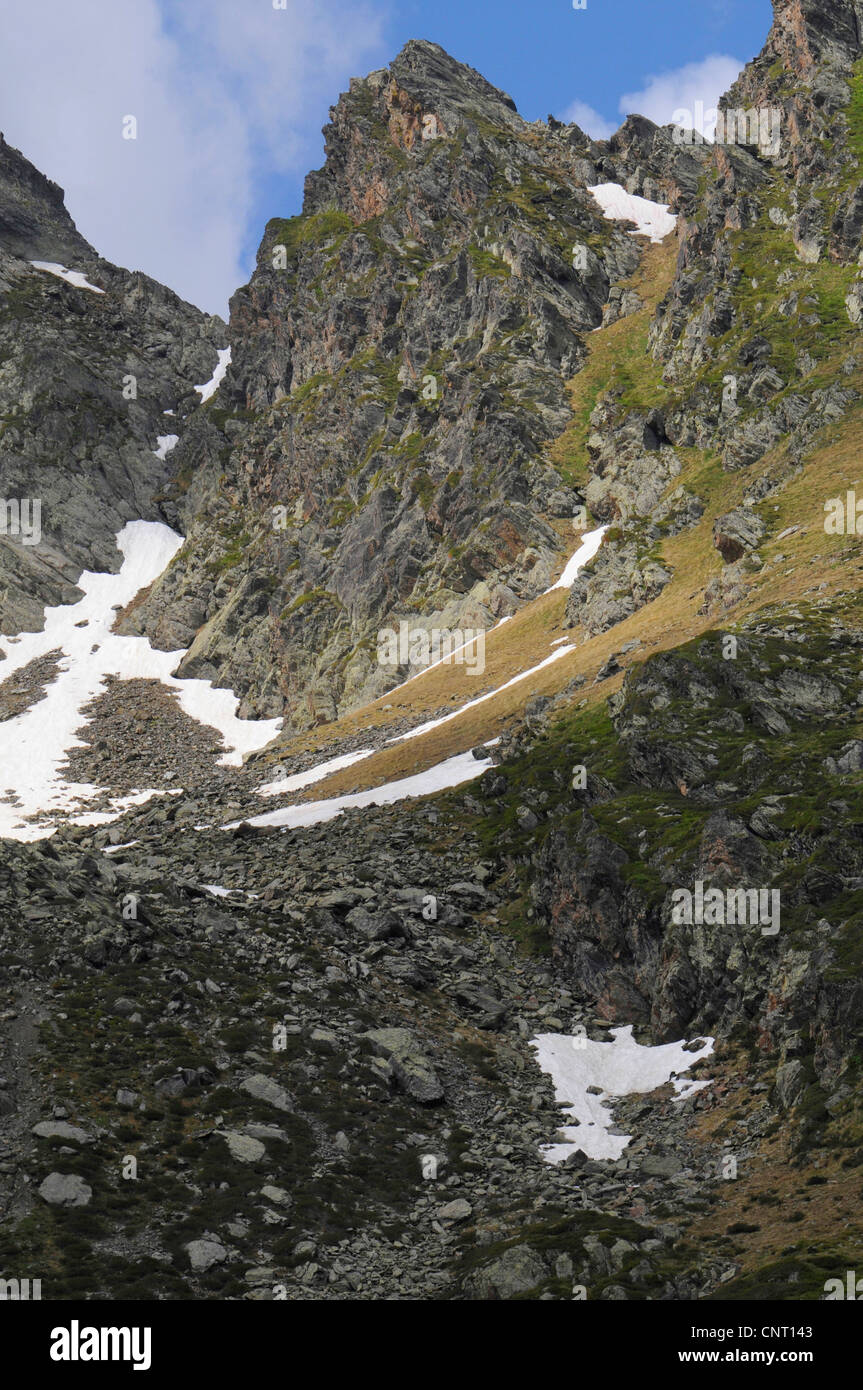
[222,1131,266,1164]
[465,1245,548,1299]
[712,507,765,563]
[32,1121,91,1145]
[38,1173,92,1207]
[185,1239,227,1273]
[240,1074,292,1112]
[362,1028,443,1103]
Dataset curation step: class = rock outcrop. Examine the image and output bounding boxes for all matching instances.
[0,137,225,634]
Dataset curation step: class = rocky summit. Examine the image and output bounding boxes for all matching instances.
[0,0,863,1309]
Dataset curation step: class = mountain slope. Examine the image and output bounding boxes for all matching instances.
[0,136,226,634]
[0,0,862,1305]
[120,42,713,726]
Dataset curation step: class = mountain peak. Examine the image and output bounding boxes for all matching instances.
[301,39,525,219]
[389,38,520,114]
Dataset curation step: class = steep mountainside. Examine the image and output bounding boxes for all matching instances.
[1,0,863,1306]
[0,135,226,633]
[121,44,713,726]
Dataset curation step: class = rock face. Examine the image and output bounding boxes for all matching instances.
[565,541,672,635]
[0,136,225,635]
[650,0,863,380]
[529,623,863,1070]
[120,42,714,728]
[0,133,93,266]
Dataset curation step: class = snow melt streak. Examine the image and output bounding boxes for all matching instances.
[195,348,231,403]
[545,524,608,592]
[232,749,494,832]
[239,527,609,827]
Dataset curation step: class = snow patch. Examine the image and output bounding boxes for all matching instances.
[0,521,280,841]
[153,434,179,461]
[587,184,677,243]
[257,749,375,798]
[195,347,231,403]
[229,749,492,832]
[545,524,608,592]
[530,1025,714,1163]
[30,261,105,294]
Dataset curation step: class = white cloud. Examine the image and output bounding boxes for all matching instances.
[0,0,387,314]
[558,99,616,141]
[560,53,745,148]
[618,54,746,137]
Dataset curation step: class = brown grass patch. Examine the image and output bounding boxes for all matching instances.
[256,245,863,804]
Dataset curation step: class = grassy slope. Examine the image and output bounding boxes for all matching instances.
[242,208,863,1297]
[255,230,862,808]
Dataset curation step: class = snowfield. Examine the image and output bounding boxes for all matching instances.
[587,184,678,243]
[195,347,231,403]
[0,521,281,841]
[29,261,105,293]
[530,1025,714,1162]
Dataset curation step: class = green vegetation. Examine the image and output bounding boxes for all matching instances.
[409,468,435,510]
[284,587,343,615]
[449,609,863,982]
[265,210,355,264]
[844,58,863,169]
[467,245,511,280]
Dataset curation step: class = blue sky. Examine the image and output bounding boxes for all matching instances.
[355,0,771,124]
[244,0,773,282]
[0,0,773,314]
